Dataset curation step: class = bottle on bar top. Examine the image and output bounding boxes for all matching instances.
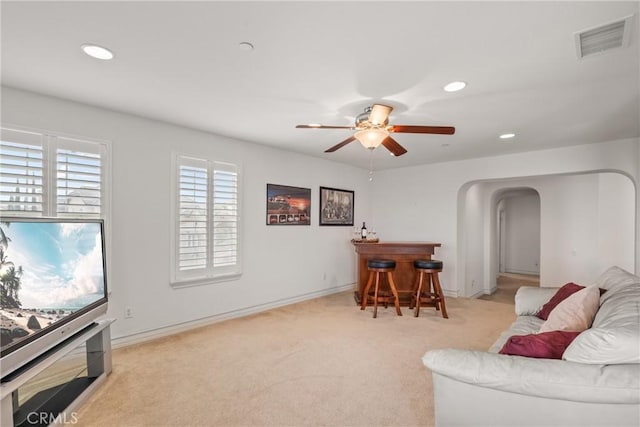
[361,222,367,239]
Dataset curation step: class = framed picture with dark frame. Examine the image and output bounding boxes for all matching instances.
[266,183,311,225]
[319,186,354,226]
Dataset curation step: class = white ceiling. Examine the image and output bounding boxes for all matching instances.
[2,1,639,170]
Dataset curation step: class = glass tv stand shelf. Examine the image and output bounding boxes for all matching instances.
[1,319,114,427]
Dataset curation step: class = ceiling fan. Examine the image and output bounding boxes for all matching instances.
[296,104,455,156]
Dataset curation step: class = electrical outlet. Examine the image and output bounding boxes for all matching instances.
[125,307,134,318]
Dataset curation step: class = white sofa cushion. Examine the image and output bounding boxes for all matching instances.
[514,286,558,316]
[423,348,640,404]
[592,265,640,291]
[564,279,640,364]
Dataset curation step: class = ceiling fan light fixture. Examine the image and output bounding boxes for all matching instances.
[354,128,389,149]
[297,102,454,155]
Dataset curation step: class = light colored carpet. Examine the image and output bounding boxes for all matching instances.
[76,291,516,427]
[478,274,539,305]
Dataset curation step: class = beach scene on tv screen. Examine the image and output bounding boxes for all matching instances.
[0,221,105,350]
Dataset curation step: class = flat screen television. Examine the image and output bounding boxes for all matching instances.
[0,217,108,379]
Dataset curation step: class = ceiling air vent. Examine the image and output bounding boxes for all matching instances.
[575,15,634,59]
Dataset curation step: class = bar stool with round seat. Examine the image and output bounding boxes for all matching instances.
[410,259,448,318]
[360,259,402,318]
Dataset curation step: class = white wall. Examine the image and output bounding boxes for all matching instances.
[540,174,602,284]
[372,140,639,296]
[461,183,485,296]
[597,173,636,272]
[1,86,372,343]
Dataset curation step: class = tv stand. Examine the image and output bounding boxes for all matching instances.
[0,319,114,427]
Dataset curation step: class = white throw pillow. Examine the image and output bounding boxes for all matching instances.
[538,285,600,333]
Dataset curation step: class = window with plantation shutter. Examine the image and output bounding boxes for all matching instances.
[173,154,241,285]
[0,127,108,219]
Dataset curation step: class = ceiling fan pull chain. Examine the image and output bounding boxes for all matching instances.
[369,149,374,182]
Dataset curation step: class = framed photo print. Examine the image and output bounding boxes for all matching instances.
[319,186,354,226]
[266,184,311,225]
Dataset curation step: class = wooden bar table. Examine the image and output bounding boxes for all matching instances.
[352,241,442,306]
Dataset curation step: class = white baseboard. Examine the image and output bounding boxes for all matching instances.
[442,289,459,298]
[111,283,354,349]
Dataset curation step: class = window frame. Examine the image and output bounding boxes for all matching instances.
[170,153,242,288]
[0,124,111,221]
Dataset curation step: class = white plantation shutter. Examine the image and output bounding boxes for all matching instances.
[212,163,238,268]
[178,159,208,271]
[174,155,241,284]
[0,129,45,215]
[0,127,107,218]
[56,137,103,216]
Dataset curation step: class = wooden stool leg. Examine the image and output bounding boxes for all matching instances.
[373,272,380,318]
[414,272,424,317]
[432,272,448,319]
[427,274,440,312]
[387,271,402,316]
[409,273,417,309]
[361,272,374,311]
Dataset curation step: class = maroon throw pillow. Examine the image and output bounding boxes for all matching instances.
[499,331,582,359]
[536,283,584,320]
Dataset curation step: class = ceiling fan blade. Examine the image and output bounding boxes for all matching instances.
[368,104,393,126]
[381,136,407,157]
[390,125,455,135]
[325,136,356,153]
[296,125,354,130]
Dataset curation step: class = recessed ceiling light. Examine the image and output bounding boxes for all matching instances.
[307,123,322,128]
[81,44,114,60]
[443,81,467,92]
[238,41,254,51]
[499,133,516,140]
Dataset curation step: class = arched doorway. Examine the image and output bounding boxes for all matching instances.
[457,172,635,298]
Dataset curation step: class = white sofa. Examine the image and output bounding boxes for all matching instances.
[422,266,640,427]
